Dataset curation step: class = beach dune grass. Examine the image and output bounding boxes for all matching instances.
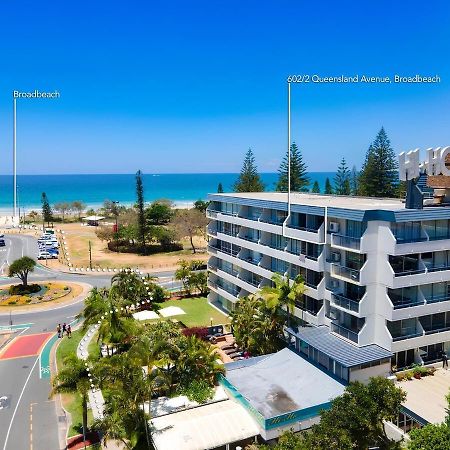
[155,296,229,328]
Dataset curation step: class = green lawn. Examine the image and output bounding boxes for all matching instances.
[55,328,94,437]
[155,296,229,328]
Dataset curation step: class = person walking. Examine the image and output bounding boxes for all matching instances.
[62,323,67,335]
[66,324,72,339]
[442,351,448,369]
[56,323,61,338]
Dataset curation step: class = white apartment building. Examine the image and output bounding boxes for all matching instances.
[206,190,450,374]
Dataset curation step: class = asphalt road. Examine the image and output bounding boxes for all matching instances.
[0,234,178,450]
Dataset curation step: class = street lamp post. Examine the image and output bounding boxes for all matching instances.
[88,240,93,270]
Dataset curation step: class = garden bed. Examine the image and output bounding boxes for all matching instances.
[395,364,437,381]
[0,282,73,306]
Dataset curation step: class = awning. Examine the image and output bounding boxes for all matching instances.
[151,400,259,450]
[132,310,159,321]
[158,306,186,318]
[82,215,105,221]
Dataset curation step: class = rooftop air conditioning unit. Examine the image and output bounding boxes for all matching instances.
[329,222,340,233]
[331,252,341,262]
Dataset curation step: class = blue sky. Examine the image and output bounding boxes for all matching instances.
[0,0,449,174]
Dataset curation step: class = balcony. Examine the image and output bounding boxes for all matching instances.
[426,263,450,273]
[207,244,240,257]
[391,330,423,341]
[331,234,361,251]
[388,293,425,309]
[330,264,360,283]
[425,293,450,304]
[238,234,259,244]
[287,223,321,233]
[424,326,450,335]
[207,263,218,272]
[393,268,426,277]
[330,322,359,343]
[239,255,262,267]
[215,281,240,297]
[218,266,239,277]
[331,293,360,313]
[259,217,286,226]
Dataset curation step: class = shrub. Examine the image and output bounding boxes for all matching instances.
[63,286,69,290]
[395,373,406,382]
[9,284,41,295]
[107,241,183,254]
[151,285,168,303]
[182,327,209,340]
[8,300,17,305]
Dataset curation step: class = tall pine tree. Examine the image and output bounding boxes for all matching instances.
[358,127,398,197]
[135,170,146,249]
[324,178,333,194]
[233,148,264,192]
[41,192,53,228]
[350,165,359,195]
[311,180,320,193]
[217,182,224,193]
[334,158,351,195]
[276,142,309,192]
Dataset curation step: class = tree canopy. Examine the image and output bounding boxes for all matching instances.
[135,170,146,248]
[311,180,320,193]
[324,177,333,194]
[41,192,53,226]
[171,208,208,253]
[276,143,309,192]
[358,127,399,197]
[8,256,36,287]
[334,158,351,195]
[233,148,265,192]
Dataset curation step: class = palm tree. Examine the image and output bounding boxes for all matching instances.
[52,355,92,440]
[174,335,224,388]
[111,270,159,308]
[231,294,284,355]
[259,273,306,327]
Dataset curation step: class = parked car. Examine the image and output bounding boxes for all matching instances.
[38,251,56,260]
[0,239,5,247]
[47,248,59,255]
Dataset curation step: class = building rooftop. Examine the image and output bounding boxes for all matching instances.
[289,325,393,368]
[399,368,450,424]
[150,399,259,450]
[224,347,345,420]
[210,191,405,211]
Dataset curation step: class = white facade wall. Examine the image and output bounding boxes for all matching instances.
[207,196,450,367]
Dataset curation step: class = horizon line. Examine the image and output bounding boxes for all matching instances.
[0,171,337,177]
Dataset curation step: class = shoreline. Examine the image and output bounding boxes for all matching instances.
[0,200,196,215]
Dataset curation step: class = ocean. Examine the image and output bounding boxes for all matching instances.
[0,172,336,213]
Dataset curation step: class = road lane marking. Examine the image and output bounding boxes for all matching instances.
[39,333,58,379]
[2,356,39,450]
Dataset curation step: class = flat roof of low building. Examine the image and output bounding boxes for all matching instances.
[400,368,450,424]
[289,326,393,368]
[225,347,345,420]
[150,399,259,450]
